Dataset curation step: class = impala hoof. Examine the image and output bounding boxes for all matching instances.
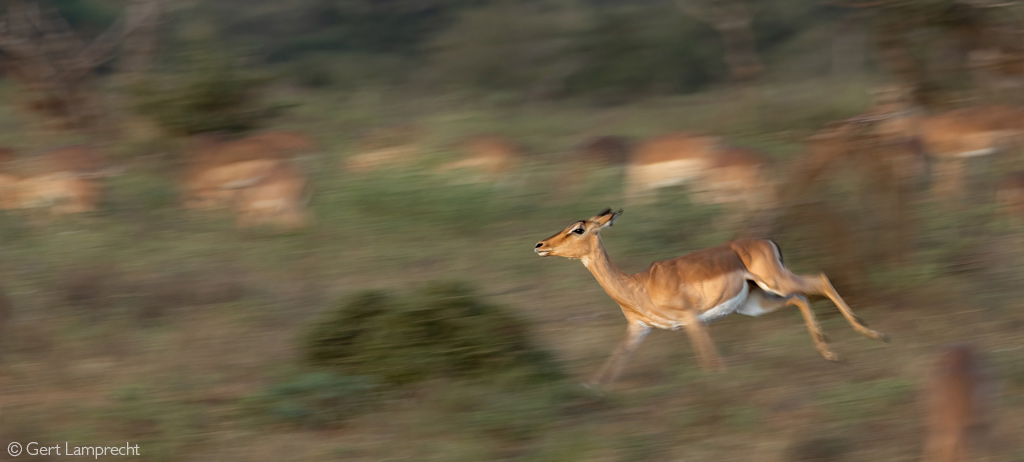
[823,352,846,363]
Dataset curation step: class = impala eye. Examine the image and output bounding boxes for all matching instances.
[572,228,585,235]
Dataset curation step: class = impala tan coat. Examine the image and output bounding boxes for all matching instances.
[0,146,108,214]
[797,115,930,199]
[0,172,99,213]
[436,134,524,176]
[870,94,1024,196]
[918,106,1024,158]
[11,145,120,178]
[623,132,721,200]
[231,162,312,230]
[188,138,283,165]
[694,146,776,211]
[181,130,315,209]
[244,130,317,155]
[0,173,21,210]
[343,145,420,173]
[535,209,888,387]
[922,344,992,462]
[182,158,282,210]
[0,147,15,166]
[342,123,423,173]
[916,106,1024,197]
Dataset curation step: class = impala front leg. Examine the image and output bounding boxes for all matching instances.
[682,310,725,371]
[587,321,651,389]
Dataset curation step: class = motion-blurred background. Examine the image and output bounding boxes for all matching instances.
[0,0,1022,460]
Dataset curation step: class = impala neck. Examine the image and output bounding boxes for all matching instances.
[581,236,640,305]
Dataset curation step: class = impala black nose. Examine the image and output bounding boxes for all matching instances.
[535,242,544,248]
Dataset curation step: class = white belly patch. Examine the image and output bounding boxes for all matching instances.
[955,147,998,158]
[697,283,749,325]
[737,291,775,317]
[633,159,707,189]
[754,279,784,296]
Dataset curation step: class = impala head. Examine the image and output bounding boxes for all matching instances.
[535,208,622,259]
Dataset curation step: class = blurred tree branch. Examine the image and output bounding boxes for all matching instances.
[826,0,1024,103]
[0,0,161,131]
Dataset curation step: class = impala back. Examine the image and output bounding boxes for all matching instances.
[624,132,721,199]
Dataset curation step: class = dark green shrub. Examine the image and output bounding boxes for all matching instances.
[246,372,378,429]
[132,53,279,135]
[302,282,562,386]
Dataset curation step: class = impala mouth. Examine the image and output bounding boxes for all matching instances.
[535,249,551,256]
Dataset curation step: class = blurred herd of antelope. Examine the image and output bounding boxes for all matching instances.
[2,83,1024,231]
[0,145,116,214]
[333,82,1024,228]
[180,130,316,229]
[0,87,1013,459]
[0,130,316,229]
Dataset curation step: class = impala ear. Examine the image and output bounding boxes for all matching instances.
[590,208,622,229]
[606,209,623,228]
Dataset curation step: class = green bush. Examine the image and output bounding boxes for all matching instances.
[246,372,378,429]
[132,53,279,135]
[302,282,563,386]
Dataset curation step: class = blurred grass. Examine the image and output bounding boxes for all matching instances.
[0,77,1022,461]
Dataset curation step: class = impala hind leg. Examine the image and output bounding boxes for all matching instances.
[740,289,842,362]
[784,294,843,362]
[767,272,889,343]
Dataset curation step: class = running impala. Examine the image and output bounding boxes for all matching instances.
[534,209,889,387]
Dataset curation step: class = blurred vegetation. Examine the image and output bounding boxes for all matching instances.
[560,6,724,102]
[1,0,1024,461]
[238,283,579,434]
[50,0,121,33]
[302,282,563,386]
[39,0,848,101]
[245,372,379,429]
[33,0,1024,105]
[131,52,278,135]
